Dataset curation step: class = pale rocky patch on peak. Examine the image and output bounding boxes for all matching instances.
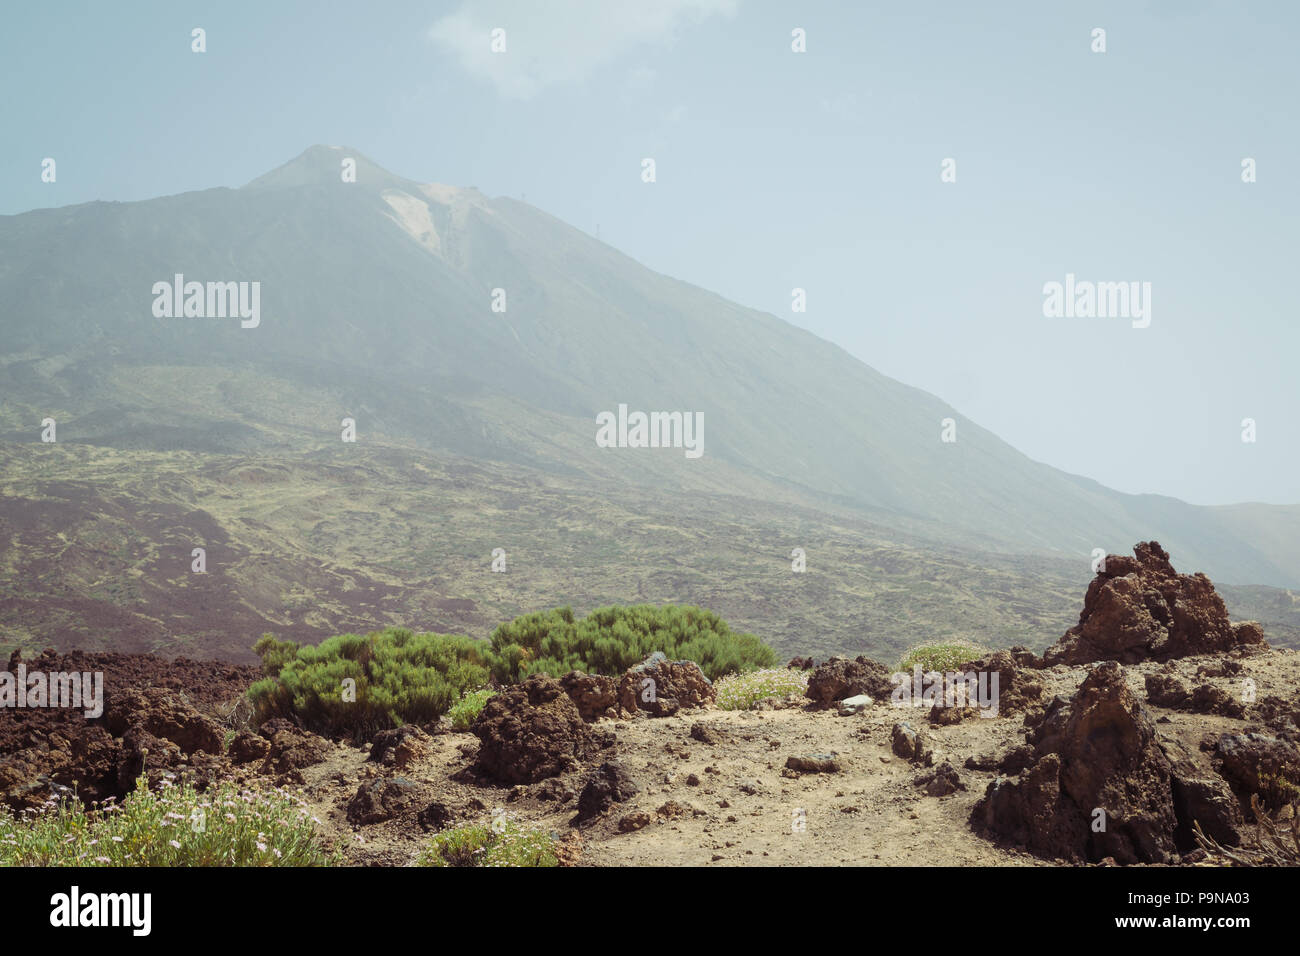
[380,189,442,257]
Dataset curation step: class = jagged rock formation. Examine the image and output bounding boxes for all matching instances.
[973,662,1180,863]
[973,546,1282,862]
[1043,541,1266,666]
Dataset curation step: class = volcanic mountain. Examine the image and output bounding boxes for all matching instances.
[1,146,1297,660]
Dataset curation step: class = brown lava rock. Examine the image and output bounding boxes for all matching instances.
[576,759,639,821]
[973,661,1179,864]
[1043,542,1266,666]
[805,656,894,704]
[228,731,271,765]
[0,649,256,809]
[473,675,591,784]
[617,653,714,717]
[105,687,224,756]
[369,724,431,768]
[347,777,422,825]
[560,671,620,721]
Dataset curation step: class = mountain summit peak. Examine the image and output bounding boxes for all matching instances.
[243,145,413,192]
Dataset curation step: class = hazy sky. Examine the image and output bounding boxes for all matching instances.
[3,1,1296,505]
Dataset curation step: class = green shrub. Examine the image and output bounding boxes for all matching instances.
[0,775,338,866]
[415,817,559,867]
[896,640,987,675]
[489,604,775,682]
[249,628,494,739]
[715,668,809,710]
[249,606,776,738]
[252,633,300,678]
[447,688,495,730]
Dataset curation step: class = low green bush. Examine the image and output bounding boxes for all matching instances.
[249,628,494,739]
[249,606,777,738]
[488,604,776,682]
[252,634,300,678]
[447,688,495,730]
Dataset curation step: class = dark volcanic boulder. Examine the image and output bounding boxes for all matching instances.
[890,721,932,765]
[617,653,714,717]
[369,724,431,767]
[60,726,123,803]
[262,725,332,776]
[473,675,590,784]
[117,726,182,790]
[977,754,1083,859]
[785,753,842,774]
[1143,673,1244,717]
[1213,731,1300,803]
[973,662,1179,864]
[914,760,966,797]
[576,760,639,821]
[1162,739,1244,848]
[928,648,1044,724]
[1043,542,1266,666]
[970,649,1044,716]
[257,717,298,739]
[805,656,894,704]
[347,777,421,825]
[1144,672,1191,708]
[1190,684,1244,718]
[1253,695,1300,732]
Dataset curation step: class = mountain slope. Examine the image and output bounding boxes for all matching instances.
[1,145,1297,590]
